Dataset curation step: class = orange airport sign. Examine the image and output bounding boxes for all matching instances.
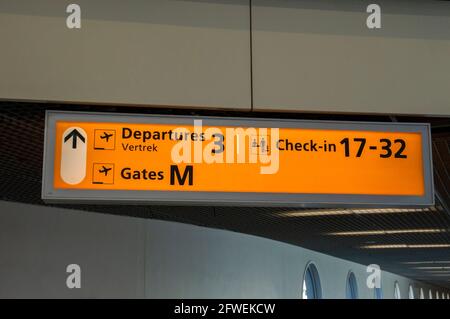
[42,111,434,206]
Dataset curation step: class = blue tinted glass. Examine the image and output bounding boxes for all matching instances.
[303,264,321,299]
[305,268,315,299]
[346,273,358,299]
[375,287,383,299]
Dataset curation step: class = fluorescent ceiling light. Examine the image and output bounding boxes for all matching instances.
[360,244,450,249]
[420,271,450,275]
[402,261,450,265]
[279,207,437,217]
[413,266,450,270]
[326,228,447,236]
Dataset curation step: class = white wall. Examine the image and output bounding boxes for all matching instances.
[0,201,447,298]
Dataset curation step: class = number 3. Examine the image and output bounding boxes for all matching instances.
[379,139,392,158]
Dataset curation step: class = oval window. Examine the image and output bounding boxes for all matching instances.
[374,286,383,299]
[302,263,322,299]
[419,288,424,299]
[346,272,358,299]
[394,282,401,299]
[408,285,414,299]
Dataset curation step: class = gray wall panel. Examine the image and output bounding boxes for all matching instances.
[0,0,251,109]
[0,201,145,298]
[252,0,450,116]
[0,201,446,298]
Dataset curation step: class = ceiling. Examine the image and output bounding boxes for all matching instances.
[0,101,449,289]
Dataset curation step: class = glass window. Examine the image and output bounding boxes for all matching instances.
[346,272,358,299]
[442,292,445,299]
[419,288,424,299]
[408,285,414,299]
[394,282,401,299]
[374,286,383,299]
[436,291,439,299]
[302,263,322,299]
[429,290,433,299]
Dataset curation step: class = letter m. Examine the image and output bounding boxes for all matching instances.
[170,165,193,185]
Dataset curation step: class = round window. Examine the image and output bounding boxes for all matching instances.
[419,288,424,299]
[302,263,322,299]
[394,282,401,299]
[408,285,414,299]
[374,286,383,299]
[346,272,358,299]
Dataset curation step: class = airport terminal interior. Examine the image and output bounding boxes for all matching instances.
[0,0,450,299]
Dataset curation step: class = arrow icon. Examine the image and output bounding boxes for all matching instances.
[64,129,86,149]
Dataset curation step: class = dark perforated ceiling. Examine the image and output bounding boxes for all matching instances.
[1,102,449,290]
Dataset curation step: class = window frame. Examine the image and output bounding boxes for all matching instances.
[408,285,414,299]
[394,281,401,299]
[301,262,322,299]
[374,285,383,299]
[419,288,424,299]
[346,271,359,299]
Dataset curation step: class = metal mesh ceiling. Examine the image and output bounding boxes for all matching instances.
[1,101,449,289]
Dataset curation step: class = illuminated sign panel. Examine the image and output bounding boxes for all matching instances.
[42,111,434,206]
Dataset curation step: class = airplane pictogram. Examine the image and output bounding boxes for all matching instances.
[99,165,112,176]
[100,132,114,142]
